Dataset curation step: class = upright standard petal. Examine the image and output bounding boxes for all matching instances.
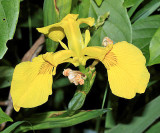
[102,41,150,99]
[61,15,95,55]
[36,14,79,42]
[10,53,54,111]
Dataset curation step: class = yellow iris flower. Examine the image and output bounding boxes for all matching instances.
[10,14,150,112]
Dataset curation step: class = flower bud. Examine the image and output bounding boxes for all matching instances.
[63,68,86,85]
[102,37,113,47]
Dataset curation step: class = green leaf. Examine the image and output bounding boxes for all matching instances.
[71,0,79,14]
[146,122,160,133]
[108,96,160,133]
[1,121,26,133]
[78,0,91,18]
[94,0,103,6]
[131,0,160,23]
[128,0,143,18]
[89,27,102,46]
[148,27,160,66]
[0,0,20,59]
[57,0,72,20]
[132,15,160,63]
[68,91,86,111]
[0,66,14,89]
[88,0,132,46]
[43,0,59,52]
[43,0,72,52]
[0,107,13,124]
[53,78,70,89]
[15,109,109,132]
[123,0,141,8]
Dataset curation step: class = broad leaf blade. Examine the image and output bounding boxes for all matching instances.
[15,109,109,132]
[148,27,160,66]
[123,0,141,8]
[0,66,14,89]
[131,0,160,23]
[88,0,132,46]
[0,107,13,124]
[132,15,160,63]
[128,0,144,18]
[108,96,160,133]
[89,27,102,46]
[0,0,20,59]
[78,0,91,18]
[95,0,103,6]
[57,0,72,20]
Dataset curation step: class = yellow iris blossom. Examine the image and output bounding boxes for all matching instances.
[10,14,150,112]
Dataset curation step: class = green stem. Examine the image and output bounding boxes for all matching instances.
[90,59,99,68]
[79,65,86,73]
[95,118,101,132]
[102,83,108,109]
[96,83,109,132]
[105,90,117,133]
[67,65,95,116]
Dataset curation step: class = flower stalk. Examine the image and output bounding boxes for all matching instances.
[67,66,96,116]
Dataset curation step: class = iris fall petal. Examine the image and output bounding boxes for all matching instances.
[11,54,54,111]
[102,41,150,99]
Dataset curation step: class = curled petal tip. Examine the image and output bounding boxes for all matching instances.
[88,17,95,26]
[13,104,20,112]
[36,28,48,34]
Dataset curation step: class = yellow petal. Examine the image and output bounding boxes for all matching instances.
[102,41,150,99]
[60,14,94,56]
[36,14,79,42]
[77,17,95,27]
[58,40,69,50]
[37,23,65,42]
[61,16,84,55]
[81,44,113,61]
[10,54,54,111]
[84,30,90,48]
[43,51,76,66]
[14,105,20,112]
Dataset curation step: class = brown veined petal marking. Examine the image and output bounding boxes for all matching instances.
[102,41,150,99]
[103,51,118,69]
[10,53,54,112]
